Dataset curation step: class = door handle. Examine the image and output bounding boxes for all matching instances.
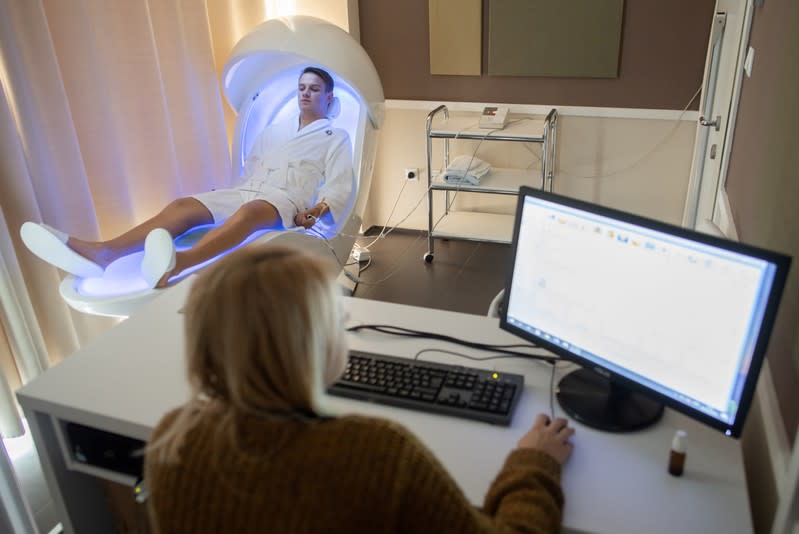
[699,115,722,131]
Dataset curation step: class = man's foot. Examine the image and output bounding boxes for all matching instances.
[155,266,179,289]
[20,222,105,278]
[141,229,176,289]
[68,238,121,269]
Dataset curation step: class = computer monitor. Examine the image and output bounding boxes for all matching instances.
[500,187,791,437]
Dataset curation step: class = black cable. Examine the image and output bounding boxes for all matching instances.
[347,323,557,362]
[347,323,537,352]
[348,323,537,348]
[413,347,529,363]
[549,361,557,420]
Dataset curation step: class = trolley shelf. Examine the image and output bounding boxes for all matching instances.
[431,167,540,195]
[428,116,548,143]
[431,212,515,244]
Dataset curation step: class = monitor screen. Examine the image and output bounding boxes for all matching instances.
[500,187,790,437]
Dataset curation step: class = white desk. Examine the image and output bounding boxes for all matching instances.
[17,279,753,534]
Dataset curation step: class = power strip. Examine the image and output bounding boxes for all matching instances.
[352,247,371,263]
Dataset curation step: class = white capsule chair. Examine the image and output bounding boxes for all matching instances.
[59,16,384,317]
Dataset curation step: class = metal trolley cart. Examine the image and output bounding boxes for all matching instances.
[423,105,558,262]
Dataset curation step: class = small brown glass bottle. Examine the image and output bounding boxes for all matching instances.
[668,430,687,476]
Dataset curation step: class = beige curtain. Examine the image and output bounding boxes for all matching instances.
[0,0,254,437]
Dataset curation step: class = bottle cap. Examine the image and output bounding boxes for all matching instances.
[671,430,687,453]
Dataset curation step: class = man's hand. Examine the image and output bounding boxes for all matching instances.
[294,201,329,229]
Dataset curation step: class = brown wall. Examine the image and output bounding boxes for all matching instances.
[725,2,799,442]
[359,0,715,109]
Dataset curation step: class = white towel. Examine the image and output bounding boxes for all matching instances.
[443,155,491,186]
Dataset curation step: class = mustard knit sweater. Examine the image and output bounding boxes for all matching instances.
[145,409,564,533]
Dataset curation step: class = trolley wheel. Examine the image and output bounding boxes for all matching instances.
[423,252,434,263]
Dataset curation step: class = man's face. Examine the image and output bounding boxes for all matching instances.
[297,72,332,117]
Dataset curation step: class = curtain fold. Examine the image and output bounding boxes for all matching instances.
[0,207,49,383]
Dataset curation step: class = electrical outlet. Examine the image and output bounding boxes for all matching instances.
[404,168,420,181]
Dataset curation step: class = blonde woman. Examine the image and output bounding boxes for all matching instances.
[145,245,574,533]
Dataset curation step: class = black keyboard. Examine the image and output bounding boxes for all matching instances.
[327,350,525,425]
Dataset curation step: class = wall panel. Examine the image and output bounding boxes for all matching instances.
[359,0,714,110]
[487,0,624,78]
[429,0,481,75]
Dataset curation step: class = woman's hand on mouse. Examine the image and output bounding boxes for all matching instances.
[517,414,575,465]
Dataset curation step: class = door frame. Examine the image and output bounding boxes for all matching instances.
[682,0,755,236]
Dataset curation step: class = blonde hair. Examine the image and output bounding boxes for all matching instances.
[148,244,346,463]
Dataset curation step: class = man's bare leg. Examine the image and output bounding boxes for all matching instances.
[157,200,281,287]
[68,198,214,268]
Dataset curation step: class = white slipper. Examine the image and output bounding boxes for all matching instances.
[141,228,176,288]
[20,222,104,278]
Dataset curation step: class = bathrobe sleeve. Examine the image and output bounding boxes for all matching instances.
[317,130,355,223]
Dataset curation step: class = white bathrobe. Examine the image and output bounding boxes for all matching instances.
[193,116,354,228]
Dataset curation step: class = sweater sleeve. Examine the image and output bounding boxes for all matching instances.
[393,427,564,534]
[483,448,564,533]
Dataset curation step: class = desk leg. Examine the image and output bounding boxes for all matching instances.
[25,411,116,534]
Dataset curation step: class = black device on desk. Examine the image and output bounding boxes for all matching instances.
[500,186,791,436]
[65,422,145,478]
[328,350,524,425]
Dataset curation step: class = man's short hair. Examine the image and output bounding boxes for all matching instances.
[301,66,334,93]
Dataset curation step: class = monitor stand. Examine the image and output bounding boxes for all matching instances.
[556,368,664,432]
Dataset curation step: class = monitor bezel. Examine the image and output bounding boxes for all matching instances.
[499,186,791,437]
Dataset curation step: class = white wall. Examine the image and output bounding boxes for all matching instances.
[362,101,698,232]
[264,0,358,38]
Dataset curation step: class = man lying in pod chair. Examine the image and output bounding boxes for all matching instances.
[19,16,384,318]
